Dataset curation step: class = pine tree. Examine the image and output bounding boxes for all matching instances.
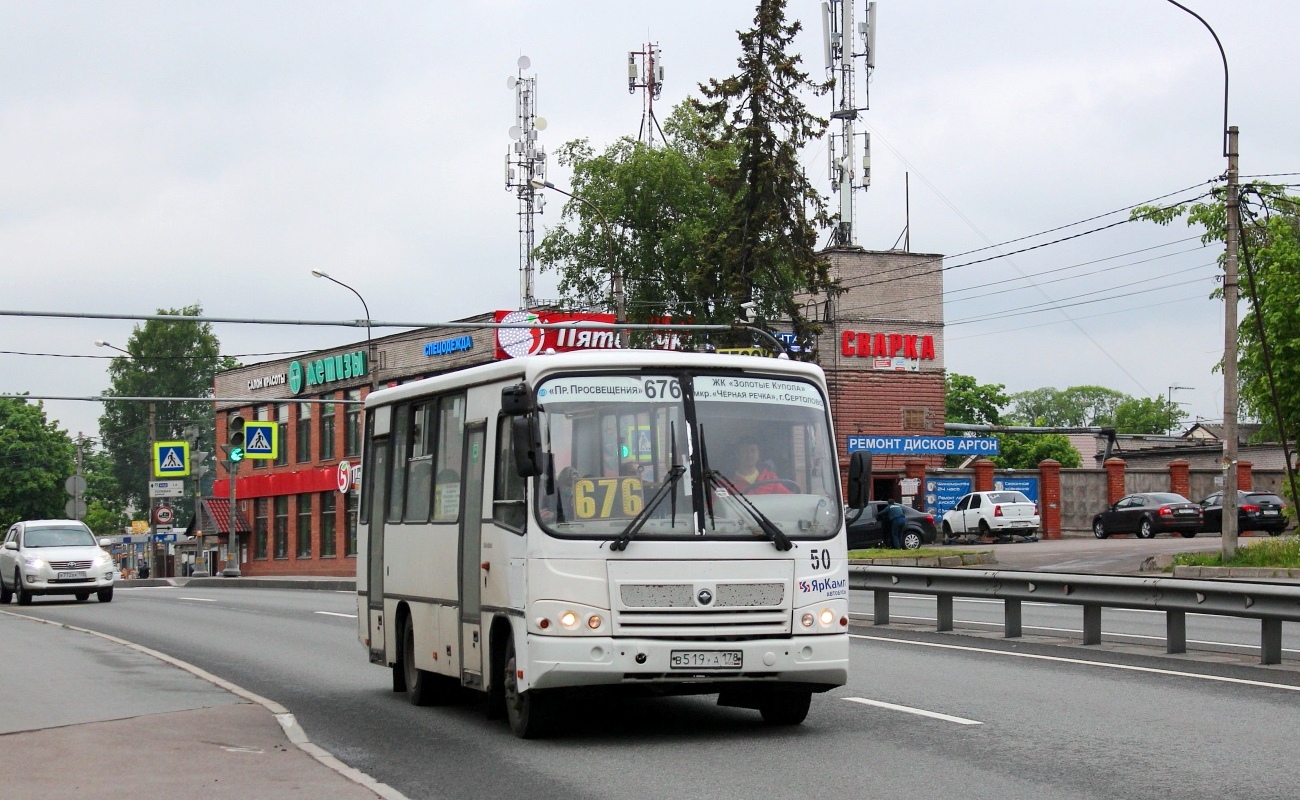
[693,0,838,341]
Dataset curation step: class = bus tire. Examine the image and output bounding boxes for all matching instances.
[759,689,811,725]
[504,634,549,738]
[402,616,441,706]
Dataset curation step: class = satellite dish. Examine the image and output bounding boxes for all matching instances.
[506,76,518,90]
[508,125,522,140]
[517,55,531,70]
[535,117,548,131]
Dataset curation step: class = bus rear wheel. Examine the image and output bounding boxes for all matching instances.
[759,689,812,725]
[504,634,550,738]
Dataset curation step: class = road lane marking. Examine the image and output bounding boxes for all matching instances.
[849,612,1300,654]
[849,634,1300,692]
[842,696,982,725]
[315,611,357,618]
[178,597,216,602]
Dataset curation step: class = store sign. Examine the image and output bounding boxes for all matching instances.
[994,477,1039,504]
[846,435,1000,455]
[926,477,973,516]
[337,459,362,493]
[424,335,473,357]
[289,350,367,395]
[841,331,936,371]
[493,310,680,359]
[247,373,287,391]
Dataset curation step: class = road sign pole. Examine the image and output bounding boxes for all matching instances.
[224,454,241,577]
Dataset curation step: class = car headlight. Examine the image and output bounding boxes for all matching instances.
[93,553,113,568]
[21,555,45,570]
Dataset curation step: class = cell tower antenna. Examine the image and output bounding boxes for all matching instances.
[823,1,876,248]
[628,43,665,145]
[504,55,547,309]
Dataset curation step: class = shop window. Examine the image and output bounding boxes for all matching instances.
[345,489,358,556]
[273,496,288,558]
[320,492,337,557]
[493,416,526,532]
[253,406,268,469]
[275,404,289,466]
[296,494,312,558]
[254,498,268,560]
[345,390,362,457]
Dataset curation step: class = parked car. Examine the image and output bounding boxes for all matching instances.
[847,502,938,551]
[1198,490,1290,535]
[0,520,116,605]
[941,491,1039,538]
[1092,493,1202,539]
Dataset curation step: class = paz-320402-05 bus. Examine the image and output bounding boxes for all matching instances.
[356,348,862,737]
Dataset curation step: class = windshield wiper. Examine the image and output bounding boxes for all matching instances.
[698,426,792,551]
[610,464,686,552]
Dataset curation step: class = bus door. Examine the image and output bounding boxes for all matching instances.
[367,435,389,664]
[458,421,487,687]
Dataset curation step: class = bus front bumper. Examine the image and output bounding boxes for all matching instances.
[523,633,849,692]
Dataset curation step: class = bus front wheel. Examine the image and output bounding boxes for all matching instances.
[759,690,812,725]
[504,635,550,738]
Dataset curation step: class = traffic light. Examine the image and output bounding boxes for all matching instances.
[225,414,246,464]
[192,450,210,479]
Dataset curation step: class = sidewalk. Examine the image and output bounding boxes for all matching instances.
[0,612,396,800]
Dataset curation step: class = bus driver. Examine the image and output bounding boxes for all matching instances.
[730,436,792,495]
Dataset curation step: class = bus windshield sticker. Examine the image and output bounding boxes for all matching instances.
[691,376,825,410]
[537,376,681,404]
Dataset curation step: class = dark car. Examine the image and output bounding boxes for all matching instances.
[847,502,938,551]
[1199,490,1290,535]
[1092,492,1202,539]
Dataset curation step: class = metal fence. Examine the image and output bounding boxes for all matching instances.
[850,565,1300,664]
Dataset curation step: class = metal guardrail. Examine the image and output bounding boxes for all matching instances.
[849,566,1300,665]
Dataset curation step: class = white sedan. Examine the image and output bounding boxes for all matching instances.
[941,491,1039,537]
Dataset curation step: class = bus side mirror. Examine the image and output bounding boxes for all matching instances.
[501,383,534,416]
[847,451,872,510]
[511,415,543,477]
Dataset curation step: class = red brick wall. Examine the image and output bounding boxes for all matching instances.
[1104,458,1126,504]
[1039,459,1061,539]
[829,368,946,471]
[1168,460,1190,497]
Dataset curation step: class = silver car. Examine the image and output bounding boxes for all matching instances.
[1,520,117,605]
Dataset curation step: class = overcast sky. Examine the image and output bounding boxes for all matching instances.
[3,1,1296,440]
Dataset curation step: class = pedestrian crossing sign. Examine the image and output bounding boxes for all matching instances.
[242,421,278,459]
[153,441,191,477]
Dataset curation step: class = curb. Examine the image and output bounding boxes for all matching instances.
[1172,565,1300,580]
[849,552,996,567]
[0,610,405,800]
[118,577,356,591]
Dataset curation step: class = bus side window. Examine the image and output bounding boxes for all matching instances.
[493,416,526,533]
[432,394,465,522]
[387,403,411,524]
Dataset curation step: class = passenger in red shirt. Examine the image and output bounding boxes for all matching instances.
[730,437,792,495]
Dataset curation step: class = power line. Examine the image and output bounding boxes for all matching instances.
[945,290,1211,342]
[947,274,1218,326]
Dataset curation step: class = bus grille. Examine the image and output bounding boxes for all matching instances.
[614,582,789,638]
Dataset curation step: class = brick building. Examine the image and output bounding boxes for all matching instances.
[205,249,946,576]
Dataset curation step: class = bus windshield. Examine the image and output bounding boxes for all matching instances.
[534,372,841,541]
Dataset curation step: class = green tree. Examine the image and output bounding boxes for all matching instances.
[1134,185,1300,443]
[79,439,130,536]
[693,0,837,341]
[1112,396,1185,434]
[535,103,736,332]
[992,433,1082,470]
[1008,385,1130,427]
[98,305,238,514]
[0,397,75,528]
[945,373,1010,426]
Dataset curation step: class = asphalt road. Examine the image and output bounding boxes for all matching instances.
[13,586,1300,800]
[948,533,1226,573]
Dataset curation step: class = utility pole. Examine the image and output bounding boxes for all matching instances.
[1221,126,1240,559]
[148,401,157,579]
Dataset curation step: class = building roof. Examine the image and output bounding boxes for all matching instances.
[187,498,251,536]
[1183,422,1265,444]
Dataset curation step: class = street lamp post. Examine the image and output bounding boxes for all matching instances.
[1163,0,1240,558]
[311,271,376,392]
[96,339,159,578]
[530,179,625,324]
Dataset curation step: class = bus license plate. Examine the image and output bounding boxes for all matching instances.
[57,571,86,580]
[670,650,742,669]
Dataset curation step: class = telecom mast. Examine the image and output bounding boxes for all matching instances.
[504,55,548,309]
[822,1,876,247]
[628,43,665,145]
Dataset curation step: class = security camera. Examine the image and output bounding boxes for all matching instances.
[739,301,757,322]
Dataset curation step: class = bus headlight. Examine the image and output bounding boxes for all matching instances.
[559,611,579,629]
[801,613,815,627]
[819,609,835,627]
